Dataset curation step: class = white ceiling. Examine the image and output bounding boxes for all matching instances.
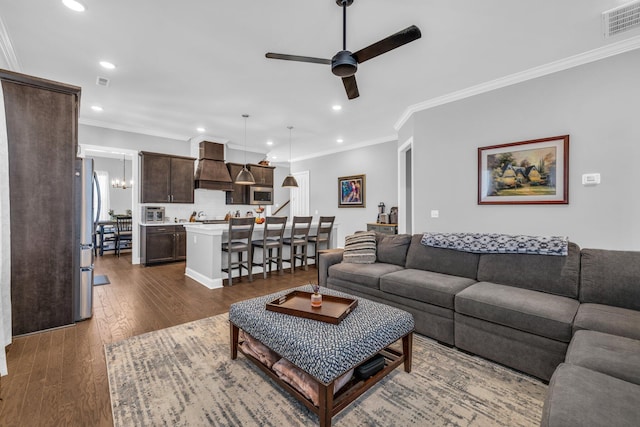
[1,0,639,162]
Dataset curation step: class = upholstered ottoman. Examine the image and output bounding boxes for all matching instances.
[229,284,415,427]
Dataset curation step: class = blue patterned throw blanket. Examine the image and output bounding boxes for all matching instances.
[421,232,569,256]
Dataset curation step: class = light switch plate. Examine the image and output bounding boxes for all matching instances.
[582,173,601,185]
[431,210,439,218]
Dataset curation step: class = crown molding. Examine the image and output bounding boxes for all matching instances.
[0,15,21,71]
[79,118,190,142]
[287,134,398,163]
[394,35,640,131]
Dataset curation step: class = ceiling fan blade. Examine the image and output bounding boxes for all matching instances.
[265,53,331,65]
[352,25,422,64]
[342,75,359,99]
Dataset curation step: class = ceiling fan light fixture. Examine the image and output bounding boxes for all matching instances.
[331,51,357,77]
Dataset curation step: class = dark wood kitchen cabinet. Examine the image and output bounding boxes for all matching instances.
[140,225,186,265]
[140,152,195,203]
[1,70,80,335]
[249,164,275,186]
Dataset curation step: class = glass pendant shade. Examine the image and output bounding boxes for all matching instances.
[282,125,298,188]
[235,114,256,185]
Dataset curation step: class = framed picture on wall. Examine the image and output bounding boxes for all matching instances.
[338,174,366,208]
[478,135,569,205]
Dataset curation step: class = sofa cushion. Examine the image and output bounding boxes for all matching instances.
[573,303,640,340]
[541,363,640,427]
[328,262,404,290]
[380,269,476,310]
[342,232,376,264]
[375,233,412,266]
[455,282,579,342]
[579,249,640,311]
[476,242,581,298]
[566,330,640,386]
[405,235,479,279]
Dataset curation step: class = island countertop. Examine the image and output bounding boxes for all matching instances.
[183,222,338,289]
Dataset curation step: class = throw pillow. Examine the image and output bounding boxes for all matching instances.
[376,234,412,266]
[343,231,376,264]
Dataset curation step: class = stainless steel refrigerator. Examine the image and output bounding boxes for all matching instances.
[74,157,98,321]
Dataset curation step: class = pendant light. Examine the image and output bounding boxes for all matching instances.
[281,126,299,188]
[112,154,131,189]
[235,114,256,185]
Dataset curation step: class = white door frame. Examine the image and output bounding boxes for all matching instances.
[397,138,414,234]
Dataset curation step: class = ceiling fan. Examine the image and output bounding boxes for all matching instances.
[266,0,421,100]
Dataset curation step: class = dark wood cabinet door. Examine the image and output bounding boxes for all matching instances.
[141,153,171,203]
[2,72,80,335]
[145,231,176,264]
[225,163,248,205]
[248,165,274,186]
[170,157,194,203]
[175,230,187,260]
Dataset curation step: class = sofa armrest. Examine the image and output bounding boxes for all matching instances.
[318,249,344,286]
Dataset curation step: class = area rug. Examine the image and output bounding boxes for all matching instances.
[93,274,110,286]
[105,314,547,426]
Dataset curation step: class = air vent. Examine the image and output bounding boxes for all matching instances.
[96,76,110,87]
[603,1,640,38]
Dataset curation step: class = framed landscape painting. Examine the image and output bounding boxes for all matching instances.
[338,174,366,208]
[478,135,569,205]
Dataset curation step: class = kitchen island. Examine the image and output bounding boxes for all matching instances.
[183,222,338,289]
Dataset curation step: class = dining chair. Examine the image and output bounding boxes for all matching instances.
[251,216,288,279]
[222,217,255,285]
[115,216,133,257]
[282,216,313,274]
[307,216,335,267]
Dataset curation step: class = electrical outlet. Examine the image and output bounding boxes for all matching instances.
[431,210,439,218]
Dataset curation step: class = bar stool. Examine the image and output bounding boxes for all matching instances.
[308,216,335,267]
[282,216,313,274]
[251,216,288,279]
[222,217,255,285]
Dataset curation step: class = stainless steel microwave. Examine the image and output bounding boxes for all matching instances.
[249,186,273,205]
[143,206,165,223]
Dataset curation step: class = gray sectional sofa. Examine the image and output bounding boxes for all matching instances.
[318,233,640,426]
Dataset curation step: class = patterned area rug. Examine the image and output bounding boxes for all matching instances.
[105,314,547,426]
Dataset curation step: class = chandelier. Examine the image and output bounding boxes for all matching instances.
[112,154,132,189]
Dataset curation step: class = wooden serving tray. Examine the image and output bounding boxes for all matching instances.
[266,290,358,325]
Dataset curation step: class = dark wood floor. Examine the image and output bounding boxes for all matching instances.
[0,254,317,426]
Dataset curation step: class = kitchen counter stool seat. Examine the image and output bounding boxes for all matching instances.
[222,217,255,285]
[282,216,312,274]
[251,216,287,279]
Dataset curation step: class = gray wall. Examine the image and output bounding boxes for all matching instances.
[90,156,132,215]
[293,141,398,247]
[402,49,640,250]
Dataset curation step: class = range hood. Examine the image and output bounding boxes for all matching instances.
[194,141,233,191]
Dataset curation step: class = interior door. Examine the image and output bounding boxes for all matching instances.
[290,171,309,217]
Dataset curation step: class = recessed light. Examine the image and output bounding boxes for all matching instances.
[332,105,342,111]
[266,140,273,146]
[62,0,86,12]
[337,138,344,143]
[91,105,103,112]
[99,61,116,70]
[272,156,278,160]
[196,127,206,133]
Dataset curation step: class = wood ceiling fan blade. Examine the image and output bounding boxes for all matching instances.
[352,25,421,64]
[342,75,359,99]
[265,53,331,65]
